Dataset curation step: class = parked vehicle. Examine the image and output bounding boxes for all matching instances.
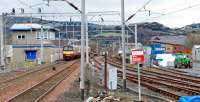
[174,53,192,68]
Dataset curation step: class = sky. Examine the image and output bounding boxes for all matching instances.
[1,0,200,28]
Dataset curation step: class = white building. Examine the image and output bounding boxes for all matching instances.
[8,23,61,64]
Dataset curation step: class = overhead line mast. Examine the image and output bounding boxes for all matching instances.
[44,0,85,100]
[121,0,126,89]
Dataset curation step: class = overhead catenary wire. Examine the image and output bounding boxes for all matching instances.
[126,0,153,22]
[17,0,30,7]
[17,0,46,10]
[44,0,81,13]
[142,2,200,22]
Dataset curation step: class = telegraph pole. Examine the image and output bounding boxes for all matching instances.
[0,13,5,67]
[80,0,86,100]
[121,0,126,89]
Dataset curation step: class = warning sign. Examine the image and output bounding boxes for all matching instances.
[131,50,144,63]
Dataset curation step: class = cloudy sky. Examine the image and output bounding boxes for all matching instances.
[1,0,200,28]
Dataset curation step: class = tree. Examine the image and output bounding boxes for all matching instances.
[186,31,200,49]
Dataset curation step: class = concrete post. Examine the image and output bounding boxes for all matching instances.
[121,0,126,89]
[80,0,86,100]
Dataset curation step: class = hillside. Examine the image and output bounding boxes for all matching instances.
[4,16,200,44]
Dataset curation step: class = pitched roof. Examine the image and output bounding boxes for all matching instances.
[10,23,57,31]
[151,35,187,45]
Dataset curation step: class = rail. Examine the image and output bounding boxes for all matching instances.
[6,60,79,102]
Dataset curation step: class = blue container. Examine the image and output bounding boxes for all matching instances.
[150,43,165,55]
[178,96,200,102]
[151,43,161,50]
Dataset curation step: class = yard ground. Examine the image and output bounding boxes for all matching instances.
[56,66,167,102]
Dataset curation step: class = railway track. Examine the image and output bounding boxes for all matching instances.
[114,56,199,79]
[109,59,200,99]
[0,62,67,90]
[6,60,80,102]
[109,57,200,85]
[126,76,180,100]
[93,57,200,100]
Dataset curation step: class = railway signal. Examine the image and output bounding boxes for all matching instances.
[131,49,144,102]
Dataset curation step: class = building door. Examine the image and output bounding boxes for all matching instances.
[25,50,37,61]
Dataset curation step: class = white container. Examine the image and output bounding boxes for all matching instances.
[192,45,200,61]
[156,54,175,67]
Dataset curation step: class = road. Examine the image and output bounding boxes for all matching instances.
[193,62,200,69]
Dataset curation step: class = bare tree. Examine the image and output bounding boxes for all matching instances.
[186,31,200,49]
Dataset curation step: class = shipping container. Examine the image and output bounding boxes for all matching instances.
[192,45,200,61]
[150,43,165,55]
[155,54,175,67]
[178,96,200,102]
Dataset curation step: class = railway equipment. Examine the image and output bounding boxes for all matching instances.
[174,53,192,68]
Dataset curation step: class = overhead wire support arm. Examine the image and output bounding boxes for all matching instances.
[125,0,152,22]
[65,0,82,13]
[43,0,82,13]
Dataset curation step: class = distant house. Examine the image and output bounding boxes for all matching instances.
[92,32,122,47]
[8,23,61,64]
[151,35,191,54]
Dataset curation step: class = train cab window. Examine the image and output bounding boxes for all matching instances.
[63,46,73,51]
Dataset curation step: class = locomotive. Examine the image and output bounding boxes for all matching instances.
[63,45,81,60]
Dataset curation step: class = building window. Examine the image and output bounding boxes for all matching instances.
[17,35,21,39]
[43,32,48,39]
[22,35,25,39]
[174,47,176,50]
[36,32,49,40]
[17,35,25,40]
